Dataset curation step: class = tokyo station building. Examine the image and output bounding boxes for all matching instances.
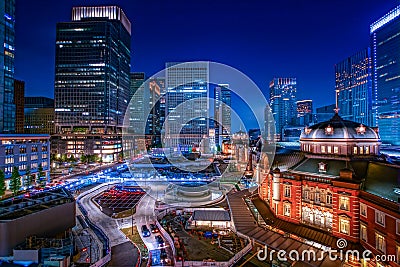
[255,113,400,266]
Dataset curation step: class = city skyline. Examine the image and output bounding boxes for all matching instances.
[14,0,399,111]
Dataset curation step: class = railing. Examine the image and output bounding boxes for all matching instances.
[76,184,114,267]
[155,220,176,266]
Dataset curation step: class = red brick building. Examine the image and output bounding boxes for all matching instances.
[257,114,400,266]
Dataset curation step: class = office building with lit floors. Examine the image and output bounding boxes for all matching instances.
[254,113,400,266]
[269,78,297,141]
[165,62,210,151]
[335,48,372,125]
[371,5,400,144]
[0,0,16,133]
[53,6,131,162]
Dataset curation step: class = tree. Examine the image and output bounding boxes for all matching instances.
[80,154,87,164]
[9,167,21,195]
[0,169,6,198]
[23,166,31,188]
[37,164,46,188]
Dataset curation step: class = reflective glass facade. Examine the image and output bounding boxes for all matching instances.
[214,84,231,145]
[0,0,15,133]
[335,48,372,126]
[53,6,131,161]
[371,5,400,144]
[269,78,297,141]
[165,62,209,149]
[146,77,165,146]
[54,7,131,130]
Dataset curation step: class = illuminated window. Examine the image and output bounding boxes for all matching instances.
[284,185,291,197]
[303,189,309,201]
[339,196,349,211]
[315,192,321,203]
[359,146,363,154]
[375,211,385,226]
[284,203,291,217]
[318,162,327,173]
[339,217,350,234]
[375,233,386,253]
[327,146,332,153]
[353,147,358,154]
[334,146,339,154]
[360,224,367,242]
[326,193,332,205]
[360,203,367,217]
[365,146,369,154]
[321,146,326,153]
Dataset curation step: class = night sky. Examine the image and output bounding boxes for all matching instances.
[15,0,399,111]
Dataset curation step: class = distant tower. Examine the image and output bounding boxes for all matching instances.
[335,48,372,125]
[0,0,16,133]
[296,100,313,126]
[269,78,297,141]
[214,84,231,146]
[370,5,400,144]
[53,6,131,161]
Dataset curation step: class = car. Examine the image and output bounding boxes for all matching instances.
[155,235,165,247]
[150,223,159,233]
[141,225,151,237]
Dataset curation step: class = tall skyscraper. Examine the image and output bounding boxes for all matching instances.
[370,5,400,144]
[165,62,209,151]
[214,84,231,146]
[335,48,372,125]
[0,0,15,133]
[296,99,313,126]
[14,79,24,133]
[53,6,131,161]
[128,72,146,134]
[269,78,297,141]
[147,77,166,147]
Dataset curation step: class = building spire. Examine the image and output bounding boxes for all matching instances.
[334,89,340,114]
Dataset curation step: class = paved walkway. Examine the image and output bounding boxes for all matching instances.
[227,190,341,267]
[78,183,140,267]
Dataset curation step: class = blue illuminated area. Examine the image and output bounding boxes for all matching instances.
[370,5,400,33]
[0,0,16,133]
[371,4,400,144]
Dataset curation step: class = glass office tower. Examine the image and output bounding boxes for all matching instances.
[335,48,372,126]
[214,84,231,146]
[269,78,297,141]
[146,77,166,146]
[165,62,209,151]
[371,5,400,144]
[53,6,131,161]
[0,0,15,133]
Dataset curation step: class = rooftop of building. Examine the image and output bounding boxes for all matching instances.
[300,113,380,141]
[0,134,50,141]
[191,210,231,221]
[0,188,74,221]
[71,6,131,34]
